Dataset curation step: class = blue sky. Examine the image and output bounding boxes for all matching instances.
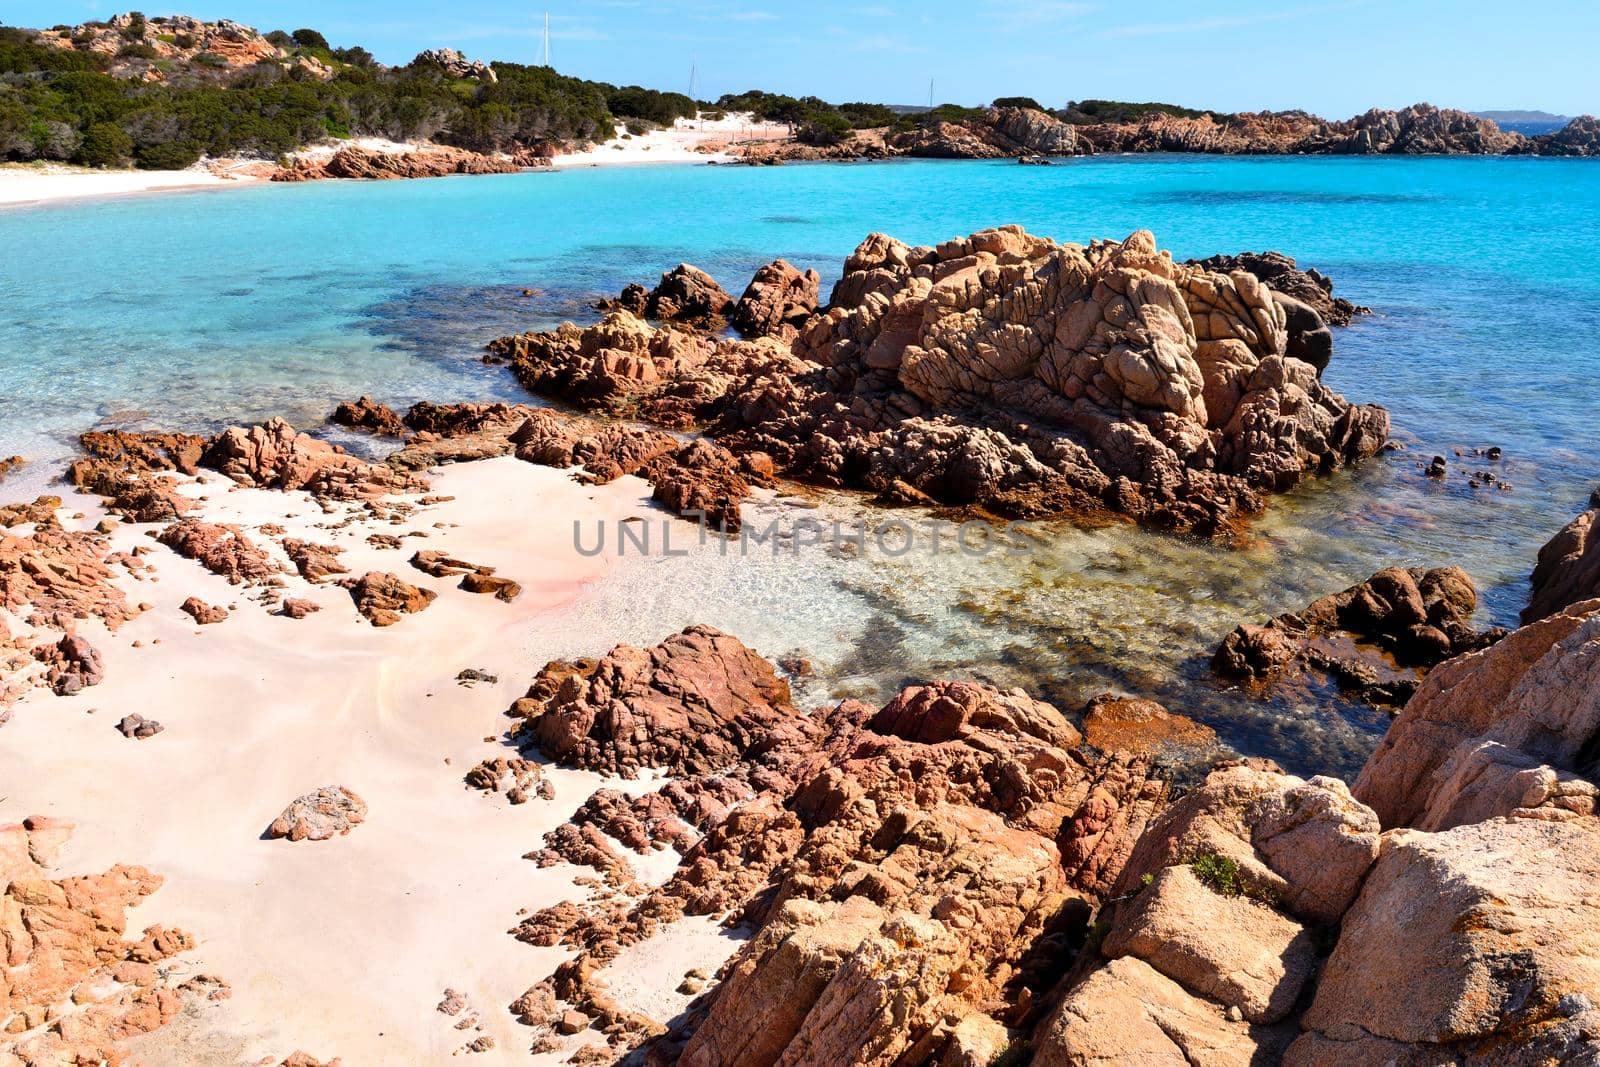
[7,0,1597,116]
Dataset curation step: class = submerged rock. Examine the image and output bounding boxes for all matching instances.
[1212,565,1500,707]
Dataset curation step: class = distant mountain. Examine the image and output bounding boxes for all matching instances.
[1473,110,1572,124]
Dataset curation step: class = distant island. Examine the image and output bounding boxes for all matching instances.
[1473,109,1573,124]
[0,11,1596,181]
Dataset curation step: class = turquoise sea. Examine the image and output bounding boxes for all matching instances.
[4,156,1598,776]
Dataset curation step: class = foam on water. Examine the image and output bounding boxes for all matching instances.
[4,156,1598,774]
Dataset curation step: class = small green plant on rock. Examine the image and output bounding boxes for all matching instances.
[991,1039,1031,1067]
[1190,853,1281,905]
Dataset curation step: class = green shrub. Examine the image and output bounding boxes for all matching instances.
[1190,853,1280,904]
[993,95,1043,111]
[796,109,851,146]
[172,33,194,49]
[1083,918,1110,955]
[120,12,147,40]
[291,28,329,51]
[990,1040,1031,1067]
[192,51,228,68]
[136,139,201,168]
[1060,99,1224,125]
[116,43,158,60]
[838,101,895,128]
[76,121,132,166]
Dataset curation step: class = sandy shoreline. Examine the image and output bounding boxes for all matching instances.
[0,455,754,1064]
[0,162,267,209]
[0,115,791,209]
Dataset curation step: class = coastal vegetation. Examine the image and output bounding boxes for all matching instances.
[0,19,617,167]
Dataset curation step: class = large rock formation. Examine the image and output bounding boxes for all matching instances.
[1353,596,1600,830]
[729,260,822,341]
[494,227,1388,536]
[1524,487,1600,622]
[1527,114,1600,156]
[411,47,496,81]
[34,13,330,83]
[597,264,736,329]
[1035,597,1600,1066]
[502,632,1174,1062]
[1213,565,1500,707]
[1,816,223,1064]
[273,145,526,182]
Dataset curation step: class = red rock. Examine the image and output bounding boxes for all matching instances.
[344,571,436,626]
[729,260,821,340]
[1525,488,1600,622]
[279,597,320,619]
[180,596,228,625]
[331,396,406,436]
[158,520,281,585]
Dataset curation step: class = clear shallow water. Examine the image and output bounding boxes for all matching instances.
[4,156,1599,776]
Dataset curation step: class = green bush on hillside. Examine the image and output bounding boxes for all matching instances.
[992,95,1043,110]
[1060,99,1222,125]
[76,120,132,166]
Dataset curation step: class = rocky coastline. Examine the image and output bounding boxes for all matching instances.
[732,103,1600,164]
[4,211,1598,1066]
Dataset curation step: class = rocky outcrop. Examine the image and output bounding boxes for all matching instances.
[34,13,324,83]
[1036,596,1600,1066]
[598,264,735,329]
[157,520,282,584]
[1524,487,1600,622]
[343,571,435,626]
[740,227,1386,534]
[331,396,406,436]
[503,630,1170,1063]
[411,47,497,82]
[1328,103,1526,154]
[265,786,368,841]
[1,816,219,1065]
[273,146,527,182]
[0,456,24,484]
[1353,596,1600,830]
[202,417,426,499]
[180,596,229,624]
[1528,114,1600,156]
[1185,250,1367,372]
[495,227,1387,536]
[510,624,794,777]
[1213,565,1500,707]
[729,260,821,340]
